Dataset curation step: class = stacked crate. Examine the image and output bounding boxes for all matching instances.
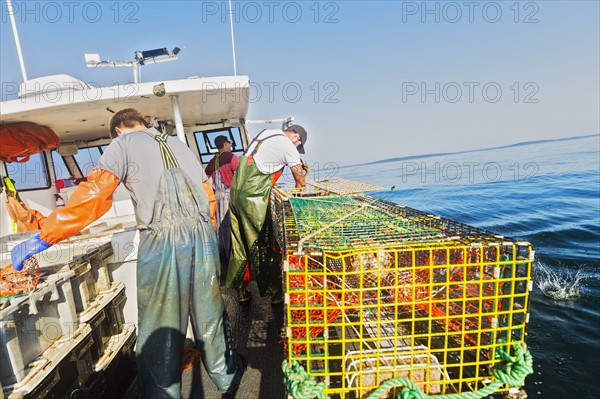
[1,242,135,398]
[0,270,82,393]
[273,193,533,399]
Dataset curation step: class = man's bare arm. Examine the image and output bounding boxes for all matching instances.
[290,163,306,188]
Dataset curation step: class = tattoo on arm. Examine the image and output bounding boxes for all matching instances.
[290,164,306,187]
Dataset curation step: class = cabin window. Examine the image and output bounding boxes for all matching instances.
[4,152,51,191]
[50,151,74,180]
[73,146,104,177]
[194,127,243,164]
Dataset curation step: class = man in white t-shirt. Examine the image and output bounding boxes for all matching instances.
[226,125,308,305]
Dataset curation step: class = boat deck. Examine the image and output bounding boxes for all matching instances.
[125,271,287,399]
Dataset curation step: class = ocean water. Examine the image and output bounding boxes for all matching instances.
[338,134,600,399]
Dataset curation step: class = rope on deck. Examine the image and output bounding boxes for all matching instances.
[282,343,532,399]
[282,360,329,399]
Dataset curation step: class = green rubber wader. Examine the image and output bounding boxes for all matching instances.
[136,138,239,398]
[226,156,282,297]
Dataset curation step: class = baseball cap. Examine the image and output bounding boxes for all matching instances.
[287,124,307,154]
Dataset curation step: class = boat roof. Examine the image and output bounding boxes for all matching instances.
[0,75,250,142]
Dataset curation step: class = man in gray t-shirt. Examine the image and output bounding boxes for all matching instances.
[98,125,209,228]
[12,108,246,397]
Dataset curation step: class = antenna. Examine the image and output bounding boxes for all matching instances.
[6,0,28,82]
[229,0,237,76]
[84,47,181,83]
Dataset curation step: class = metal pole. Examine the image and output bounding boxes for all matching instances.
[6,0,28,82]
[170,95,186,143]
[228,0,237,76]
[133,62,140,83]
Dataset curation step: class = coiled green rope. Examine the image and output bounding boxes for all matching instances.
[283,342,533,399]
[282,360,329,399]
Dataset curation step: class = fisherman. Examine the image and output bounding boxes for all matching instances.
[2,176,46,232]
[205,135,239,265]
[226,124,308,305]
[11,108,245,398]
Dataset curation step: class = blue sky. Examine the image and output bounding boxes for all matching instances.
[1,1,598,165]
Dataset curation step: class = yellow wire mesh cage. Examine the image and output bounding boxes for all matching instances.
[273,194,533,399]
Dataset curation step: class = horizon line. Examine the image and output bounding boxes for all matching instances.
[342,133,600,168]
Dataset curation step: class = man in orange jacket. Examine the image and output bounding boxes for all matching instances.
[2,177,46,232]
[11,108,245,398]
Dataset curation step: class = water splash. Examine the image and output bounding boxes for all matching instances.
[534,261,584,300]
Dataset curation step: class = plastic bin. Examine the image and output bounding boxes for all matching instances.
[94,322,136,373]
[94,323,136,398]
[3,323,93,399]
[78,282,126,362]
[0,270,77,387]
[68,242,113,314]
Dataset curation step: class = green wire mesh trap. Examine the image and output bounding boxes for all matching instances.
[282,195,502,251]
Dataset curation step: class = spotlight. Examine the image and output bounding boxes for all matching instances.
[153,83,166,97]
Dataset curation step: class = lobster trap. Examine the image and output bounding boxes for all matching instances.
[273,191,533,398]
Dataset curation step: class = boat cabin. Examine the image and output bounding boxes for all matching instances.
[1,74,251,324]
[1,73,252,229]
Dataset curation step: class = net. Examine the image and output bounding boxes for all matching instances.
[0,257,41,301]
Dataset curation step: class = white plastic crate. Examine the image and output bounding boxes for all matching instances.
[67,243,112,314]
[92,322,136,398]
[0,270,77,387]
[78,282,127,362]
[94,322,136,373]
[69,261,110,314]
[2,323,92,399]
